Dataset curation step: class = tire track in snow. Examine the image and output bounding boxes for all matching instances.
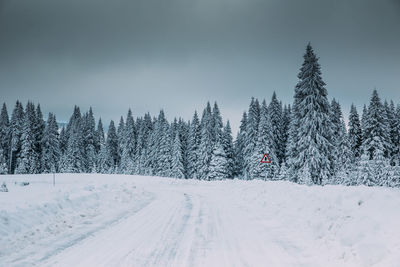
[41,189,194,267]
[142,193,193,266]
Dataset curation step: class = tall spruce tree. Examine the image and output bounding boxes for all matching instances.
[198,103,213,179]
[187,111,201,178]
[41,113,60,173]
[9,101,24,173]
[222,121,234,178]
[281,104,291,164]
[120,109,136,174]
[170,133,185,178]
[212,102,223,143]
[0,148,8,174]
[330,99,350,176]
[386,101,398,165]
[59,127,67,155]
[208,130,228,180]
[0,103,10,172]
[244,98,260,179]
[34,104,45,172]
[95,118,104,154]
[83,108,97,172]
[233,112,247,178]
[106,120,119,172]
[348,104,363,162]
[97,120,113,174]
[60,106,84,173]
[361,104,368,141]
[249,100,278,180]
[155,110,171,177]
[289,44,333,184]
[116,116,125,171]
[269,92,284,164]
[363,90,390,160]
[16,102,38,174]
[136,113,152,175]
[393,104,400,166]
[178,118,189,177]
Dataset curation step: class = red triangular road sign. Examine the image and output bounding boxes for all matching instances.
[260,153,271,163]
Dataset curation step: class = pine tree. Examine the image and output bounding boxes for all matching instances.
[386,101,398,165]
[330,99,350,177]
[154,110,171,177]
[286,105,300,182]
[116,116,125,171]
[333,137,353,185]
[41,113,60,173]
[120,109,136,174]
[348,104,363,162]
[136,113,153,175]
[233,112,247,178]
[388,165,400,187]
[249,100,278,180]
[0,148,8,174]
[288,43,333,184]
[244,98,260,179]
[277,161,289,180]
[363,90,390,160]
[176,118,189,177]
[106,120,119,172]
[357,149,375,186]
[33,104,45,172]
[146,118,158,176]
[212,102,223,143]
[0,104,10,173]
[170,118,178,146]
[65,106,81,140]
[371,147,390,186]
[170,133,185,178]
[393,104,400,166]
[16,102,38,174]
[269,92,284,164]
[187,111,201,178]
[97,132,113,174]
[208,133,228,181]
[59,127,68,155]
[361,104,368,142]
[298,163,313,185]
[281,104,291,163]
[222,121,234,178]
[95,118,105,154]
[9,101,24,173]
[198,103,214,179]
[82,108,97,173]
[61,107,84,173]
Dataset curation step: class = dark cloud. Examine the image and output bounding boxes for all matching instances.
[0,0,399,134]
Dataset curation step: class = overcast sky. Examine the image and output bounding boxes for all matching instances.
[0,0,399,134]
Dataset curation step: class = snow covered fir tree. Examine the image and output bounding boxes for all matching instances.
[0,44,399,187]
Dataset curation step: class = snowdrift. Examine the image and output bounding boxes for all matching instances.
[0,174,399,267]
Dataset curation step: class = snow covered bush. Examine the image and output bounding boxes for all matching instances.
[0,182,8,192]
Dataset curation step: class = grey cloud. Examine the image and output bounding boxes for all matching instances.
[0,0,399,134]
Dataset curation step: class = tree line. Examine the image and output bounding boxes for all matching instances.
[0,44,399,186]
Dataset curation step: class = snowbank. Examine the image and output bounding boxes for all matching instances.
[1,174,399,266]
[0,174,154,265]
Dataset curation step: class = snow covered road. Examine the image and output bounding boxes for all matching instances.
[41,180,292,267]
[1,174,400,267]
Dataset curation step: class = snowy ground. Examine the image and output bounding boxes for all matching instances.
[1,174,400,267]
